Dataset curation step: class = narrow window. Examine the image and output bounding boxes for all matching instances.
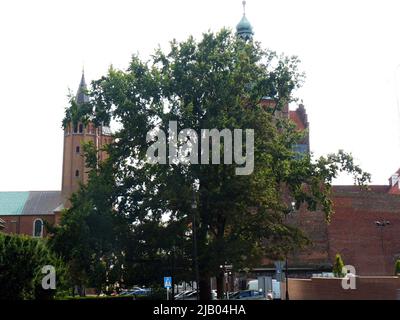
[79,124,83,133]
[76,146,80,153]
[75,170,79,177]
[73,125,78,133]
[33,219,43,238]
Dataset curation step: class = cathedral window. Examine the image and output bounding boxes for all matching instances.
[33,219,43,238]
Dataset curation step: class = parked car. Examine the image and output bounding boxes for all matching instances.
[175,290,198,300]
[120,287,151,296]
[229,290,265,300]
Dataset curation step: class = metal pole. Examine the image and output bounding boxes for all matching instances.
[375,220,390,275]
[193,207,200,300]
[226,272,229,300]
[285,256,289,300]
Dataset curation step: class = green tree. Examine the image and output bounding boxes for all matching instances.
[333,253,345,277]
[0,233,68,299]
[64,29,370,299]
[49,142,126,295]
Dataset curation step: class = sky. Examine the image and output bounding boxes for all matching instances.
[1,0,400,191]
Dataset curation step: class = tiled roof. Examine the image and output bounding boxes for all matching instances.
[0,191,61,216]
[23,191,62,215]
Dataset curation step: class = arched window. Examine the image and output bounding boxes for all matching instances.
[79,124,83,133]
[75,170,80,177]
[76,146,80,153]
[33,219,43,238]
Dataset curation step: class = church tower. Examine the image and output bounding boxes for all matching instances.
[61,72,113,204]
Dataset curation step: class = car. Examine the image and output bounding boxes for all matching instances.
[120,287,151,296]
[229,290,265,300]
[175,290,198,300]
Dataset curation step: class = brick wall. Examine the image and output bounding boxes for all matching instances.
[0,215,55,237]
[327,188,400,276]
[283,276,400,300]
[287,186,400,276]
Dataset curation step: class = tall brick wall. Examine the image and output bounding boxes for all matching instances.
[288,185,400,276]
[287,207,331,268]
[327,186,400,276]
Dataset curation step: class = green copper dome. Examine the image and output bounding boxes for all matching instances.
[236,2,254,40]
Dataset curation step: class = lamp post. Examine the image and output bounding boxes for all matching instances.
[285,201,296,301]
[192,189,200,300]
[375,219,390,274]
[285,256,289,300]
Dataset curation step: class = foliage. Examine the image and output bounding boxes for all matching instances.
[48,141,126,295]
[395,259,400,276]
[333,253,345,277]
[0,233,68,300]
[62,93,93,129]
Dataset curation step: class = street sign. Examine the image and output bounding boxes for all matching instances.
[274,261,285,282]
[164,276,172,289]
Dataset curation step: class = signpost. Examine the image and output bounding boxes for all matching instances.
[164,276,172,300]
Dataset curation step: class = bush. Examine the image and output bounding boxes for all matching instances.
[332,253,345,277]
[395,259,400,276]
[0,233,68,299]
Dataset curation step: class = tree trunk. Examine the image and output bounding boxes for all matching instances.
[216,272,224,300]
[199,273,211,300]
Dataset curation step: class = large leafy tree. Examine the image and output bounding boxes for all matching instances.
[62,29,370,299]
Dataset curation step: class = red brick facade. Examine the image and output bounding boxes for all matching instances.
[0,215,55,237]
[327,186,400,276]
[288,184,400,276]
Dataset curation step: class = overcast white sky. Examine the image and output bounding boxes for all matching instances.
[1,0,400,191]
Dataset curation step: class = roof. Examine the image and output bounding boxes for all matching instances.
[236,15,254,40]
[0,192,30,215]
[76,72,90,105]
[0,191,62,216]
[332,185,390,194]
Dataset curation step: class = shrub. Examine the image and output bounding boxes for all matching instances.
[395,259,400,276]
[0,233,68,299]
[332,253,345,277]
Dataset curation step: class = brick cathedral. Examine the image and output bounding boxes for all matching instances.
[0,73,112,238]
[1,3,400,277]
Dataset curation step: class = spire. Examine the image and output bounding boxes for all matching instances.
[236,0,254,41]
[75,69,89,105]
